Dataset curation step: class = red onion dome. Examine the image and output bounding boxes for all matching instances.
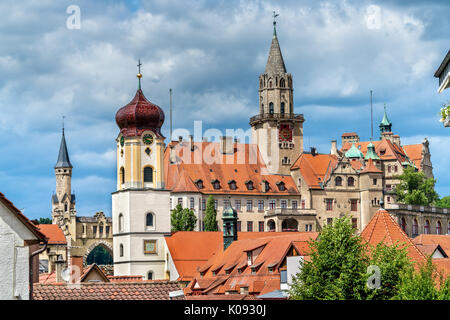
[115,89,165,137]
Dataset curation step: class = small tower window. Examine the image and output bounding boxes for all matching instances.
[64,203,68,212]
[99,222,103,234]
[144,167,153,183]
[146,213,154,228]
[147,271,153,280]
[120,244,124,257]
[119,213,124,232]
[269,103,274,114]
[280,102,285,115]
[280,78,285,88]
[120,167,125,185]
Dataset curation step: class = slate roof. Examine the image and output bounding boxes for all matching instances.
[264,31,286,75]
[33,281,183,300]
[55,130,72,168]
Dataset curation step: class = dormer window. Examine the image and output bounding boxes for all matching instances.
[276,181,286,191]
[245,180,254,190]
[195,179,203,189]
[211,179,220,190]
[263,181,270,192]
[228,180,237,190]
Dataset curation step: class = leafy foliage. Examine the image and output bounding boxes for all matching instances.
[395,166,439,206]
[204,195,218,231]
[436,196,450,209]
[394,257,450,300]
[289,216,369,300]
[366,242,413,300]
[170,204,197,232]
[38,217,52,224]
[86,246,113,265]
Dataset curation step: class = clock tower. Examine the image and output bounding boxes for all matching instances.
[250,17,304,175]
[112,65,171,279]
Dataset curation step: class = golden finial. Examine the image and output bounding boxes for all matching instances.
[137,59,142,89]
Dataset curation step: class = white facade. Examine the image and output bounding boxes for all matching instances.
[0,200,40,300]
[112,189,171,279]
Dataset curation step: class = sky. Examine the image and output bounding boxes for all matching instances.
[0,0,448,219]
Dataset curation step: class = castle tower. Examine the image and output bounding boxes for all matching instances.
[379,105,392,136]
[223,207,238,251]
[250,16,304,174]
[359,159,383,231]
[52,127,77,241]
[112,64,171,279]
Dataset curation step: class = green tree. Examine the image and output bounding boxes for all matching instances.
[289,216,369,300]
[366,242,414,300]
[204,195,218,231]
[170,204,197,232]
[86,246,113,265]
[38,217,52,224]
[436,196,450,209]
[394,257,450,300]
[395,166,439,206]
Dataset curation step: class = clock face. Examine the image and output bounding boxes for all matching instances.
[120,136,124,147]
[279,124,292,142]
[143,134,154,145]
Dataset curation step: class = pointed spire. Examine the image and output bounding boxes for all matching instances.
[265,12,286,75]
[380,104,391,126]
[55,122,72,169]
[365,142,380,160]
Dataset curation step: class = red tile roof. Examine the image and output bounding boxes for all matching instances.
[341,132,359,137]
[361,209,426,265]
[33,281,183,300]
[37,224,66,245]
[164,141,299,195]
[291,153,338,189]
[433,258,450,278]
[412,235,450,257]
[165,231,302,282]
[360,158,383,174]
[108,275,144,282]
[186,233,318,297]
[80,263,110,282]
[0,192,46,242]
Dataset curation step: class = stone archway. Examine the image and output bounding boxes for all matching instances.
[83,240,113,266]
[267,219,276,232]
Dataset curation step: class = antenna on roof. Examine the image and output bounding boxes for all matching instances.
[169,88,173,141]
[370,90,373,141]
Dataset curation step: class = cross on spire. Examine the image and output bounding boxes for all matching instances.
[62,115,65,134]
[272,11,279,37]
[137,59,143,90]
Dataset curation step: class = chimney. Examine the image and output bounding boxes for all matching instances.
[220,136,233,154]
[169,145,176,163]
[178,136,183,143]
[330,140,338,156]
[55,255,65,283]
[240,286,249,295]
[310,147,317,156]
[189,135,194,151]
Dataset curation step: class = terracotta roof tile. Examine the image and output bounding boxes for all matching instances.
[33,281,183,300]
[37,224,66,245]
[291,153,338,188]
[412,235,450,257]
[361,209,426,265]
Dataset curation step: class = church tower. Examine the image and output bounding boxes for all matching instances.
[52,127,77,241]
[112,63,171,279]
[250,16,304,175]
[379,105,392,136]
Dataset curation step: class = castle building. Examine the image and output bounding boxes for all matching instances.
[112,21,444,280]
[50,128,113,270]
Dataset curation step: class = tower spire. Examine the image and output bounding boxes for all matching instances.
[137,59,142,90]
[272,11,279,37]
[265,12,286,75]
[55,122,72,169]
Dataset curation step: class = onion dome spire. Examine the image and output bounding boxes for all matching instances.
[55,119,72,168]
[365,142,380,160]
[115,60,165,138]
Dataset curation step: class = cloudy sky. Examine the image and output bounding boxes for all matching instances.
[0,0,448,219]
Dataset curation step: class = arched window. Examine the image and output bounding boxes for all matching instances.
[64,203,68,212]
[99,222,103,234]
[412,219,418,235]
[212,180,220,190]
[348,177,355,187]
[119,213,124,232]
[143,167,153,183]
[424,220,430,234]
[269,102,274,114]
[335,176,342,186]
[269,81,272,88]
[280,102,285,114]
[246,181,254,190]
[228,180,237,190]
[146,213,154,228]
[120,167,125,185]
[436,221,441,234]
[260,79,263,88]
[280,78,285,87]
[120,244,124,257]
[400,218,406,232]
[147,271,153,280]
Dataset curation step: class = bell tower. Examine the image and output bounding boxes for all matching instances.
[250,13,304,175]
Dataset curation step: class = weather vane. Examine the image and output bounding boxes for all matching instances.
[137,59,142,89]
[272,11,279,36]
[62,115,65,134]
